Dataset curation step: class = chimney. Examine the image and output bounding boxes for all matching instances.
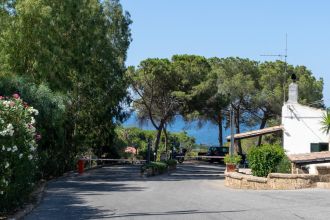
[287,82,298,104]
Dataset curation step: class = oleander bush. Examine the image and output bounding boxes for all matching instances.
[0,95,39,213]
[247,144,285,177]
[0,75,71,178]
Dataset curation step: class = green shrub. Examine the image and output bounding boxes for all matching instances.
[0,95,39,213]
[276,155,292,173]
[247,144,285,177]
[166,159,177,167]
[224,154,242,164]
[141,162,168,175]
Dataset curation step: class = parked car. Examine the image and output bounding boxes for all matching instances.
[206,146,229,163]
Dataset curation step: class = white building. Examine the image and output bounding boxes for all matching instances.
[282,82,329,154]
[227,79,329,174]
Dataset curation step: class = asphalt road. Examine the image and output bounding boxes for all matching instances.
[25,162,330,220]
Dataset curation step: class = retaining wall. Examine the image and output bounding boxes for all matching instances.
[225,172,320,190]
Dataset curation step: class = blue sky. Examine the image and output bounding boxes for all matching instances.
[121,0,330,106]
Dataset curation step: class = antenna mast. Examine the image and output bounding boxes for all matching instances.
[260,34,288,103]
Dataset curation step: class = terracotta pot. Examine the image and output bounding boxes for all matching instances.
[226,163,237,172]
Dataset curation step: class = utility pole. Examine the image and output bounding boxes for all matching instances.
[230,105,235,156]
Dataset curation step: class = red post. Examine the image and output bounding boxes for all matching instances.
[78,159,84,174]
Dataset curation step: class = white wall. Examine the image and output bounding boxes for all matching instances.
[282,103,329,154]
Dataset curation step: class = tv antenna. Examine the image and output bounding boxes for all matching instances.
[260,34,288,103]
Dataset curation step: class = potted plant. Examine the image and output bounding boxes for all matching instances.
[224,154,242,172]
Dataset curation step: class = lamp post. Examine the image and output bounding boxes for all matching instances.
[147,138,151,164]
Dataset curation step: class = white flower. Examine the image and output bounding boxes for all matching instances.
[30,146,36,151]
[9,130,14,136]
[28,154,33,160]
[0,191,3,195]
[0,123,14,136]
[19,153,23,159]
[30,117,36,125]
[7,123,13,130]
[5,162,9,169]
[12,145,18,152]
[3,100,10,107]
[7,147,11,152]
[28,107,39,116]
[1,145,4,151]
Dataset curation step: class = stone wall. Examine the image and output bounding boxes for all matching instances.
[316,166,330,175]
[225,172,320,190]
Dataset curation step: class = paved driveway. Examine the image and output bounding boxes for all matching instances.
[25,162,330,220]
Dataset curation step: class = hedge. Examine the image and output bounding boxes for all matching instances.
[247,144,285,177]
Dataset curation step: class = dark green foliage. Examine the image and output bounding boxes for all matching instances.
[141,162,168,175]
[166,159,177,167]
[276,155,292,174]
[224,154,242,165]
[247,144,285,177]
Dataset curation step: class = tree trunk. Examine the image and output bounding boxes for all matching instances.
[154,122,164,159]
[257,116,268,146]
[235,108,242,154]
[217,112,223,146]
[163,126,168,160]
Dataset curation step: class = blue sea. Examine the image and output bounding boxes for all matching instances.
[123,113,252,145]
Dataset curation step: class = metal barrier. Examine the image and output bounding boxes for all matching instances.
[78,158,147,174]
[81,158,146,164]
[175,156,224,160]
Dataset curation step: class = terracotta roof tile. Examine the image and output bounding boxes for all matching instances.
[288,151,330,163]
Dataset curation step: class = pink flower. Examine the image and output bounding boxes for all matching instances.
[12,93,20,99]
[9,101,15,107]
[0,96,3,100]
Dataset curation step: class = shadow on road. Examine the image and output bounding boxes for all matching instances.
[75,162,225,182]
[25,162,225,219]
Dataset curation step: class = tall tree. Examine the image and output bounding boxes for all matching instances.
[127,59,180,154]
[217,57,259,154]
[0,0,132,157]
[174,56,229,147]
